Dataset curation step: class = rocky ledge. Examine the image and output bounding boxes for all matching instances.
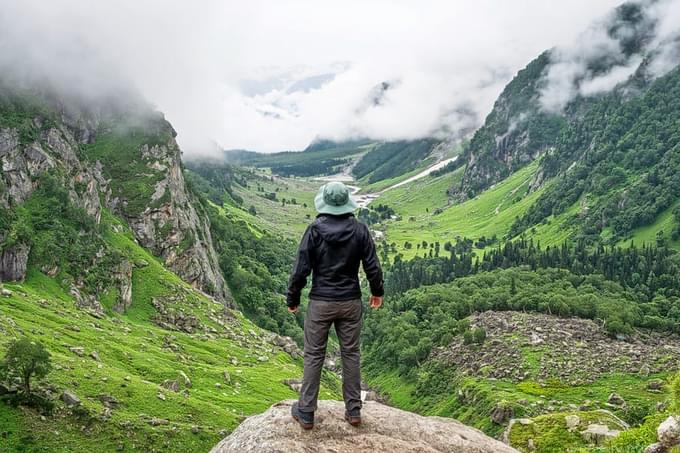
[210,400,518,453]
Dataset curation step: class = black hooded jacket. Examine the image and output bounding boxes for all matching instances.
[286,214,384,307]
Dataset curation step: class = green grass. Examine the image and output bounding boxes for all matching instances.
[383,161,544,259]
[366,334,673,444]
[0,216,340,452]
[377,167,464,214]
[357,155,439,193]
[624,199,680,251]
[231,170,319,237]
[508,410,628,453]
[84,123,173,217]
[233,141,372,167]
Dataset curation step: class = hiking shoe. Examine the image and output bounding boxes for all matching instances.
[291,402,314,429]
[345,408,361,427]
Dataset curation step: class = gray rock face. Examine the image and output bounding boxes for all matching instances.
[112,260,133,313]
[122,140,230,302]
[0,97,230,301]
[490,402,514,425]
[0,244,29,282]
[210,400,519,453]
[607,393,626,406]
[61,391,81,407]
[646,416,680,452]
[580,423,621,445]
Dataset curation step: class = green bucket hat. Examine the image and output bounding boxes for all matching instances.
[314,181,358,215]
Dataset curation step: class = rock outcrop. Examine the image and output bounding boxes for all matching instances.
[645,416,680,453]
[0,87,229,302]
[0,243,29,282]
[210,400,519,453]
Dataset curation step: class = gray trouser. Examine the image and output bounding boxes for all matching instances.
[298,298,363,413]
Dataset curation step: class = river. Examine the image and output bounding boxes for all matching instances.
[315,155,458,208]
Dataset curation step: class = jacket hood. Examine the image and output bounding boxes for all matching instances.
[312,214,357,244]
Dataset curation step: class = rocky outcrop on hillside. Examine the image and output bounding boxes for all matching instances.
[433,311,680,385]
[451,53,553,200]
[119,138,229,301]
[211,400,519,453]
[0,89,229,302]
[645,415,680,453]
[0,243,29,282]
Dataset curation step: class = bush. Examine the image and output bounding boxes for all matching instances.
[1,392,55,416]
[0,338,52,395]
[473,327,487,344]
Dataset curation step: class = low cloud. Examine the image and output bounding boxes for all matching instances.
[0,0,627,153]
[539,0,680,113]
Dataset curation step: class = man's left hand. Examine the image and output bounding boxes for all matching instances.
[288,305,299,313]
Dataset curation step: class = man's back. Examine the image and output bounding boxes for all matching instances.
[287,213,383,307]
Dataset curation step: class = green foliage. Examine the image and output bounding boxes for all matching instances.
[386,238,680,334]
[1,172,121,292]
[366,267,677,376]
[184,160,244,205]
[353,139,438,183]
[671,372,680,412]
[0,82,58,144]
[203,202,304,343]
[224,139,370,168]
[357,204,396,225]
[472,327,487,344]
[83,118,174,217]
[511,67,680,243]
[0,338,51,394]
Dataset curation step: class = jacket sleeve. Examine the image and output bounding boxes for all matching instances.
[361,225,384,297]
[286,225,314,307]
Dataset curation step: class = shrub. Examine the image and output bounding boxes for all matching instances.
[0,338,52,394]
[473,327,487,344]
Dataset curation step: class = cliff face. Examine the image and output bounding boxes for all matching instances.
[451,52,561,200]
[0,86,229,303]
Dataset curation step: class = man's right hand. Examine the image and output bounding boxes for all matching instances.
[288,305,299,314]
[369,295,383,309]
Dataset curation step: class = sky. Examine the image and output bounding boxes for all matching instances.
[0,0,676,154]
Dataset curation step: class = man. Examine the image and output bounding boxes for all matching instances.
[287,181,384,430]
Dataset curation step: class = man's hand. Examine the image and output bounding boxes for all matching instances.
[288,305,299,314]
[369,295,383,310]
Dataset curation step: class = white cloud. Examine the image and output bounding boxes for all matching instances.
[0,0,626,153]
[539,0,680,113]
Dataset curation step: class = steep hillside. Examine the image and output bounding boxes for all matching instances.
[450,1,680,246]
[0,226,335,452]
[0,81,228,302]
[0,82,340,451]
[223,139,372,177]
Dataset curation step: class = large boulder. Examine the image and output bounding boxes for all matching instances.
[645,416,680,453]
[0,244,29,282]
[210,400,519,453]
[581,423,621,446]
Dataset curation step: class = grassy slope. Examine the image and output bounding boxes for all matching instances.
[382,161,544,259]
[231,170,319,237]
[0,215,338,452]
[625,199,680,250]
[357,155,439,193]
